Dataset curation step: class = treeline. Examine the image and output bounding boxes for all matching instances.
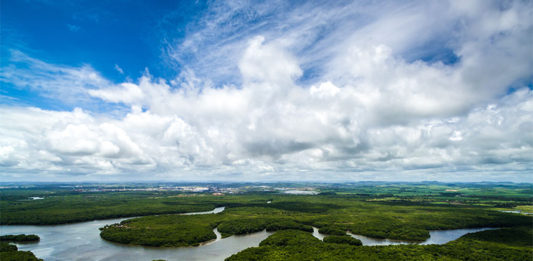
[98,195,532,247]
[318,226,347,236]
[224,201,342,214]
[100,213,314,247]
[226,227,533,260]
[3,189,532,249]
[310,204,531,241]
[0,242,42,261]
[0,205,213,225]
[99,214,217,247]
[0,234,40,243]
[323,235,362,246]
[218,218,312,237]
[0,192,221,225]
[460,226,533,247]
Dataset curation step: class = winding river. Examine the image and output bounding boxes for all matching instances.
[0,207,272,261]
[312,226,496,246]
[1,207,498,260]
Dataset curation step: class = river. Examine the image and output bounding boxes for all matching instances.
[312,226,496,245]
[0,207,498,260]
[0,207,272,261]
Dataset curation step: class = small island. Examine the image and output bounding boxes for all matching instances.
[0,234,40,243]
[323,235,362,246]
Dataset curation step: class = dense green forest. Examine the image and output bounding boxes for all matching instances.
[226,227,533,260]
[0,234,40,243]
[2,183,530,225]
[323,235,362,246]
[0,242,42,261]
[0,191,220,225]
[99,194,531,246]
[1,183,531,260]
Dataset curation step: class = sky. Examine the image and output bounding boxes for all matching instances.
[0,0,532,182]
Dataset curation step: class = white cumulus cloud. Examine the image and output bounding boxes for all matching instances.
[0,0,532,181]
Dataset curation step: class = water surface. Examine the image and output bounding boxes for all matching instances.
[0,207,272,261]
[283,190,318,195]
[499,210,533,215]
[312,227,325,241]
[312,227,496,246]
[180,206,225,215]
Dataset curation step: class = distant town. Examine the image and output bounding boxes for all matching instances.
[0,182,321,195]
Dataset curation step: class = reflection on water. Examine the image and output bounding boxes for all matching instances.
[419,228,496,245]
[181,207,225,215]
[346,232,411,246]
[312,227,496,246]
[283,190,318,195]
[0,207,273,261]
[200,228,222,246]
[499,210,533,215]
[312,227,325,241]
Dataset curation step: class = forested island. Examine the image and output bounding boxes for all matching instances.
[0,234,41,260]
[0,234,40,243]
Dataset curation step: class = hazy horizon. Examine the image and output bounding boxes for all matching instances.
[1,0,532,182]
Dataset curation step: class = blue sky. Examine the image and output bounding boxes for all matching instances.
[2,0,470,111]
[2,0,205,111]
[1,0,532,182]
[2,1,202,80]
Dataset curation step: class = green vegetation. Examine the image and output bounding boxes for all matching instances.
[259,229,321,247]
[218,218,312,237]
[99,209,314,247]
[0,191,219,225]
[1,182,532,260]
[2,182,531,225]
[99,214,219,247]
[318,226,346,236]
[99,194,531,247]
[459,226,533,247]
[0,242,17,252]
[0,242,42,261]
[227,227,533,260]
[0,234,40,243]
[323,235,362,246]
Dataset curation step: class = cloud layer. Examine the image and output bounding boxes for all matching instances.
[1,0,532,181]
